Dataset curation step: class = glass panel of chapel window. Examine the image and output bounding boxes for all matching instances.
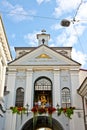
[15,88,24,107]
[62,88,71,108]
[35,78,51,90]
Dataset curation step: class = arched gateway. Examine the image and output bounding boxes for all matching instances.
[21,116,64,130]
[21,77,64,130]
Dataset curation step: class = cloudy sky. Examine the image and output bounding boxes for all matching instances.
[0,0,87,69]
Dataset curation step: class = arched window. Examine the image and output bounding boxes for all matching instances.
[34,77,52,106]
[61,87,71,108]
[35,77,52,90]
[15,87,24,107]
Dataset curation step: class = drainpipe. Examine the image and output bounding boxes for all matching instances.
[82,96,86,130]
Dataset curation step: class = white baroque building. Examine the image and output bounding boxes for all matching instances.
[0,15,12,117]
[1,30,87,130]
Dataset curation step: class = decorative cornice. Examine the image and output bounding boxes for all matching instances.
[0,15,12,61]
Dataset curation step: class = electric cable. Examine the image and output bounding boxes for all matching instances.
[73,0,83,22]
[0,10,60,21]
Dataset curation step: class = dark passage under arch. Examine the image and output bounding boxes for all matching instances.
[21,116,64,130]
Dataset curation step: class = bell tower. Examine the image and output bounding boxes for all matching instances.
[37,29,50,46]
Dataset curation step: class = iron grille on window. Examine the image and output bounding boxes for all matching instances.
[35,78,51,90]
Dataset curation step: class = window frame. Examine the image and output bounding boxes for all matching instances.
[15,87,24,107]
[61,87,71,108]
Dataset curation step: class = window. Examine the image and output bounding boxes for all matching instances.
[35,77,51,90]
[61,87,71,108]
[34,77,52,106]
[15,87,24,107]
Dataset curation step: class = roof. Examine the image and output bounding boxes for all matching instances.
[8,44,81,66]
[77,77,87,96]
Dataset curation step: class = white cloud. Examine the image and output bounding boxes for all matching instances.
[36,0,44,4]
[51,23,62,30]
[54,0,87,25]
[54,0,81,17]
[9,6,34,22]
[24,31,41,46]
[2,0,13,10]
[36,0,51,5]
[72,48,87,67]
[76,2,87,22]
[2,0,36,22]
[51,22,86,47]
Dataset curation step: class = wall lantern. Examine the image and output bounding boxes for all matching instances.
[60,19,71,27]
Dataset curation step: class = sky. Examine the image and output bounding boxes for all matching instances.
[0,0,87,69]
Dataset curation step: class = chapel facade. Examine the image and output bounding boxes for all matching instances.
[1,30,87,130]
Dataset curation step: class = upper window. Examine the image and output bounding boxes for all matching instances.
[61,87,71,108]
[35,77,52,90]
[15,87,24,107]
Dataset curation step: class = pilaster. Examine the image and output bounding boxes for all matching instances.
[25,69,33,108]
[53,69,60,107]
[6,69,16,108]
[4,111,16,130]
[70,69,82,108]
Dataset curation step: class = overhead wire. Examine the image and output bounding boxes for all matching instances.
[73,0,83,21]
[1,9,87,22]
[72,0,87,55]
[0,10,60,21]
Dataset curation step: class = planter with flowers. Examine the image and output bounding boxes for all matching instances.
[10,106,27,114]
[31,106,56,115]
[57,107,75,119]
[10,106,27,122]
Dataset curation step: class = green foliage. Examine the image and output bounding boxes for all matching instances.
[10,106,27,114]
[57,107,75,119]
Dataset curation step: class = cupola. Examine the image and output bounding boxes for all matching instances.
[37,29,50,46]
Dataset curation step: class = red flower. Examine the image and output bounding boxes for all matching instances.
[38,107,47,114]
[17,107,23,111]
[63,108,67,113]
[48,107,56,114]
[31,106,38,113]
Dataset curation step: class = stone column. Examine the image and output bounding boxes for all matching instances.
[25,69,33,109]
[53,69,60,107]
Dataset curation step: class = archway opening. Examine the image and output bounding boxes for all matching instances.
[21,116,64,130]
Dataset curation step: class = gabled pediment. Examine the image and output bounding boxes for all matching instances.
[8,45,81,66]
